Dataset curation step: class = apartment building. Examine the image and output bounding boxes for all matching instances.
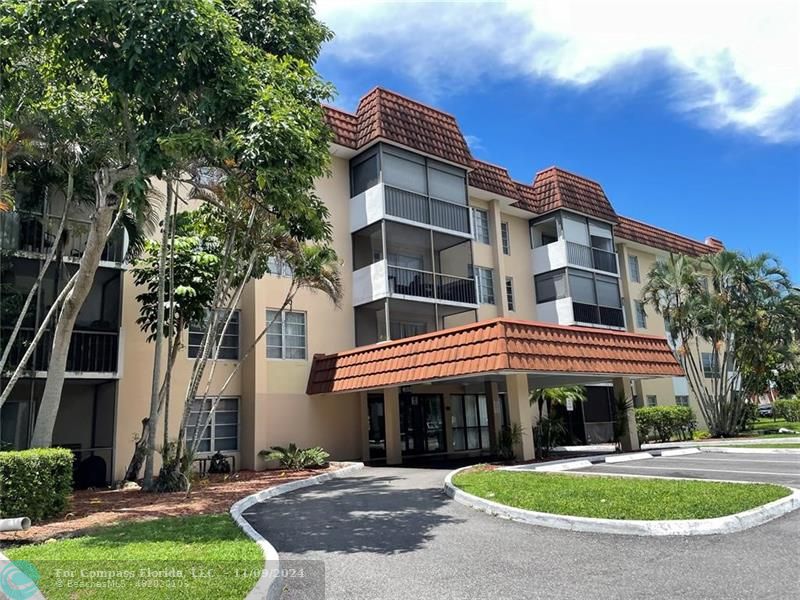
[2,87,723,482]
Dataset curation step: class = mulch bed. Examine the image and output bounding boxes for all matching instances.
[0,465,341,545]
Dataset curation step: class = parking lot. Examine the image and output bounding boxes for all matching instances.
[573,450,800,487]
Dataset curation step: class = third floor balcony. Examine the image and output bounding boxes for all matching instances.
[530,211,619,276]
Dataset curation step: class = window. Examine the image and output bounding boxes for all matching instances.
[501,222,510,255]
[185,397,239,453]
[473,209,490,244]
[628,255,641,283]
[675,395,690,407]
[390,321,426,340]
[475,267,495,304]
[451,394,490,451]
[267,256,293,278]
[428,163,466,204]
[188,310,239,359]
[505,277,515,311]
[634,301,648,328]
[595,274,621,308]
[382,148,427,195]
[698,275,709,292]
[351,152,379,196]
[535,270,568,303]
[702,352,719,378]
[646,395,658,407]
[267,310,306,359]
[568,271,596,304]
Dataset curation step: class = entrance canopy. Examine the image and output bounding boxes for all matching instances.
[307,318,683,395]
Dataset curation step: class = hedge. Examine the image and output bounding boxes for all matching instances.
[635,406,696,443]
[774,398,800,422]
[0,448,73,522]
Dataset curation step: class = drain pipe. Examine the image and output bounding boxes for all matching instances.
[0,517,31,532]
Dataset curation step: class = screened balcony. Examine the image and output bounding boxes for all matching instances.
[534,268,625,329]
[349,143,472,237]
[531,211,619,275]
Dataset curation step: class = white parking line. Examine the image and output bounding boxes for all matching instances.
[595,464,800,478]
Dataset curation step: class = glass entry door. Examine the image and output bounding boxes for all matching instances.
[367,394,386,459]
[400,394,445,455]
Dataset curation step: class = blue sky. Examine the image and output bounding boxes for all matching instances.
[316,0,800,277]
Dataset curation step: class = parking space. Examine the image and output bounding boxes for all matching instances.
[574,451,800,487]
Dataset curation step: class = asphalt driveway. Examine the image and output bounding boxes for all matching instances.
[242,465,800,600]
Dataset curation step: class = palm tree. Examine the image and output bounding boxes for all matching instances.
[530,385,587,419]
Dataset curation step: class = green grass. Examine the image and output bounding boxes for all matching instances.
[452,469,791,520]
[719,443,800,449]
[4,515,262,599]
[751,418,800,432]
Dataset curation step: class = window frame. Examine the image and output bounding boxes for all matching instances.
[450,394,491,451]
[675,395,690,407]
[475,266,495,305]
[534,269,568,304]
[266,309,308,360]
[646,395,658,407]
[628,255,641,283]
[188,309,240,360]
[185,396,240,454]
[501,221,511,255]
[702,352,719,378]
[505,276,515,312]
[473,208,490,244]
[267,256,293,278]
[634,300,648,329]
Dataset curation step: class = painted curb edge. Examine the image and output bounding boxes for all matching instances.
[701,446,800,455]
[230,462,365,600]
[444,465,800,536]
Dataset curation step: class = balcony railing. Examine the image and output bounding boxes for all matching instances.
[572,302,625,328]
[0,211,126,263]
[566,241,618,274]
[0,327,119,373]
[384,186,471,235]
[387,265,477,305]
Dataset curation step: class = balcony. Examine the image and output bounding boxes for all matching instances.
[532,239,618,275]
[350,183,472,237]
[572,302,625,328]
[1,327,120,375]
[0,211,127,265]
[353,260,477,308]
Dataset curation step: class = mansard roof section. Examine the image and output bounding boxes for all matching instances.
[520,167,619,223]
[469,159,519,199]
[616,216,723,257]
[323,87,472,167]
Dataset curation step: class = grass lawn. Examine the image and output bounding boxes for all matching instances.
[452,469,790,520]
[4,515,262,599]
[751,418,800,432]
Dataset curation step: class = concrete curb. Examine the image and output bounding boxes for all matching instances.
[231,462,364,600]
[605,452,653,463]
[701,446,800,455]
[660,447,702,457]
[503,447,693,472]
[444,465,800,536]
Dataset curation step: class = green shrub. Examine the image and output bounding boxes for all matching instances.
[0,448,73,521]
[260,444,330,470]
[774,398,800,422]
[693,429,711,440]
[635,406,696,443]
[738,403,759,431]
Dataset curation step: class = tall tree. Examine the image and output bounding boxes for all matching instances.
[642,251,799,437]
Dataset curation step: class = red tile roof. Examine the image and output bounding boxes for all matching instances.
[514,167,618,223]
[307,318,683,394]
[469,159,519,198]
[616,216,722,257]
[323,87,472,166]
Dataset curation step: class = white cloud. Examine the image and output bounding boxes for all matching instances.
[317,0,800,142]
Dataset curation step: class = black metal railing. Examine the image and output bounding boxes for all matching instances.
[0,211,126,263]
[1,327,119,373]
[436,273,477,304]
[572,302,625,328]
[384,186,471,235]
[566,240,618,274]
[387,265,477,305]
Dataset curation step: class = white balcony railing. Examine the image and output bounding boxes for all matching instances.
[353,260,477,307]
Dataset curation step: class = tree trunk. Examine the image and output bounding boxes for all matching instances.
[30,204,115,447]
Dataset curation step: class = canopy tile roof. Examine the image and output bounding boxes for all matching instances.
[516,167,619,223]
[307,318,683,395]
[469,160,520,199]
[616,216,721,257]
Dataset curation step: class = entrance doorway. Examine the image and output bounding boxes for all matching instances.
[367,394,386,459]
[400,394,445,455]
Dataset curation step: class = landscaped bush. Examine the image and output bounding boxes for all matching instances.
[774,398,800,422]
[259,444,330,470]
[738,403,760,431]
[635,406,696,443]
[0,448,73,522]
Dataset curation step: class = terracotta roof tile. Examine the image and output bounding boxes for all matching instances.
[469,159,519,199]
[616,216,722,257]
[322,106,358,148]
[307,318,682,394]
[516,167,618,223]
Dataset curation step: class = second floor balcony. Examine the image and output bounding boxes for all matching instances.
[1,327,120,375]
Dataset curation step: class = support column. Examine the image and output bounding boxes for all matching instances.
[383,387,402,465]
[612,377,640,452]
[506,374,535,461]
[484,381,499,450]
[359,392,370,462]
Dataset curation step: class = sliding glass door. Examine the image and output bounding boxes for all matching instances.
[451,394,490,451]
